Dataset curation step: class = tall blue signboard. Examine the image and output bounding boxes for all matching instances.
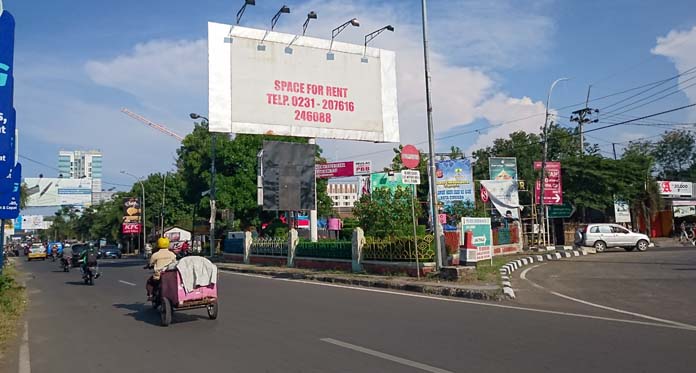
[0,6,20,222]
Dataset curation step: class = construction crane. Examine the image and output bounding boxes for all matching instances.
[121,108,185,142]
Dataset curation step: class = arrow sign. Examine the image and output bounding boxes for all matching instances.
[547,201,576,218]
[534,161,563,205]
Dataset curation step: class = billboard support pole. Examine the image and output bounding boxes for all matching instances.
[309,138,318,242]
[420,0,443,269]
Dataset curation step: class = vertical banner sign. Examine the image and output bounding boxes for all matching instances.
[534,161,563,205]
[0,162,20,219]
[435,159,474,207]
[489,157,517,180]
[122,197,142,234]
[614,201,631,223]
[0,9,16,177]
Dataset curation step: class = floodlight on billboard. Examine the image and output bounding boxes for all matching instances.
[208,23,399,143]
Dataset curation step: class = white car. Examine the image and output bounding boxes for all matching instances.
[581,224,651,252]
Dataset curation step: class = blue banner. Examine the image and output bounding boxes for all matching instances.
[0,161,20,219]
[0,161,19,193]
[435,159,475,207]
[0,9,15,177]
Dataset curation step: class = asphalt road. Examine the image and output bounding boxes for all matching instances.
[4,250,696,373]
[514,246,696,326]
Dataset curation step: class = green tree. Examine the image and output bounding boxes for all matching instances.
[653,130,695,180]
[353,187,421,237]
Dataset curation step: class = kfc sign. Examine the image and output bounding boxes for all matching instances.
[658,181,692,198]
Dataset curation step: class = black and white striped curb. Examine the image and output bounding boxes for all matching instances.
[499,248,595,299]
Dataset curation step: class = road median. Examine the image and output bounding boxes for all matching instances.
[215,262,503,300]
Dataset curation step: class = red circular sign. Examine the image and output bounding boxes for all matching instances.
[401,145,420,169]
[480,186,489,203]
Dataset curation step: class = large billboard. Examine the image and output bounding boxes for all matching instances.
[370,172,407,193]
[24,178,93,207]
[489,157,517,180]
[435,159,474,206]
[208,23,399,142]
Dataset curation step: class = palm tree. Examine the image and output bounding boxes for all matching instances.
[19,182,28,209]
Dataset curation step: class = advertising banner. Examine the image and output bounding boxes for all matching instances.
[0,161,20,219]
[122,222,142,234]
[614,201,631,223]
[122,197,141,223]
[370,172,407,193]
[0,9,16,177]
[208,23,399,143]
[534,161,563,205]
[460,217,492,262]
[489,157,517,180]
[480,180,520,219]
[316,160,372,179]
[20,215,44,230]
[435,159,474,206]
[658,181,692,198]
[25,178,93,207]
[674,206,696,218]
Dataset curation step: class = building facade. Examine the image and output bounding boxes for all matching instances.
[327,181,359,210]
[58,150,103,192]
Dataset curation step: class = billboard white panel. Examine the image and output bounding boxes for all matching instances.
[21,215,44,230]
[24,178,93,207]
[208,23,399,142]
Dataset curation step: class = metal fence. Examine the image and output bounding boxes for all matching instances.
[296,240,352,260]
[363,235,435,262]
[250,237,288,257]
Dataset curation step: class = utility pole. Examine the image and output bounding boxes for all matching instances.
[420,0,444,269]
[570,86,599,154]
[612,143,617,160]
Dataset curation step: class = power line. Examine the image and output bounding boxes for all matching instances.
[601,75,696,120]
[599,65,696,112]
[18,154,132,188]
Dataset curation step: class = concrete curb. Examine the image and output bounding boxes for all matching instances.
[216,264,502,301]
[499,248,596,299]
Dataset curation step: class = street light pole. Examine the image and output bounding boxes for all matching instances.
[121,171,146,253]
[161,172,167,236]
[539,78,568,247]
[420,0,444,269]
[190,113,215,258]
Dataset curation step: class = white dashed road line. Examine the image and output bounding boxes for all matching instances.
[321,338,454,373]
[119,280,137,286]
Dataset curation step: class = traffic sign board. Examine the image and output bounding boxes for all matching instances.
[401,145,420,169]
[547,201,575,218]
[401,169,421,185]
[534,161,563,205]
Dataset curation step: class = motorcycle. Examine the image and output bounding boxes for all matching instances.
[81,264,98,285]
[61,257,71,272]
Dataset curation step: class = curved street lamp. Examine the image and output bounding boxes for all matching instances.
[190,112,215,258]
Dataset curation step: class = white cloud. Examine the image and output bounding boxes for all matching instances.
[77,0,552,172]
[85,39,208,125]
[652,25,696,119]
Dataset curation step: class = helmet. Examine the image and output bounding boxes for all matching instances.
[157,237,170,250]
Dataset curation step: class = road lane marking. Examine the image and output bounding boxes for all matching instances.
[321,338,453,373]
[520,263,696,330]
[119,280,137,286]
[221,271,696,332]
[19,321,30,373]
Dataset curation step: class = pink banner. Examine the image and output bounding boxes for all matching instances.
[316,161,355,179]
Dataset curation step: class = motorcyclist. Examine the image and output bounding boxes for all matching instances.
[145,237,177,301]
[79,245,100,279]
[62,244,73,267]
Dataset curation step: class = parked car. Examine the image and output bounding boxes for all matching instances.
[27,243,47,261]
[581,224,651,252]
[98,245,122,259]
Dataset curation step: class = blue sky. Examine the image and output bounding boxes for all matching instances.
[4,0,696,189]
